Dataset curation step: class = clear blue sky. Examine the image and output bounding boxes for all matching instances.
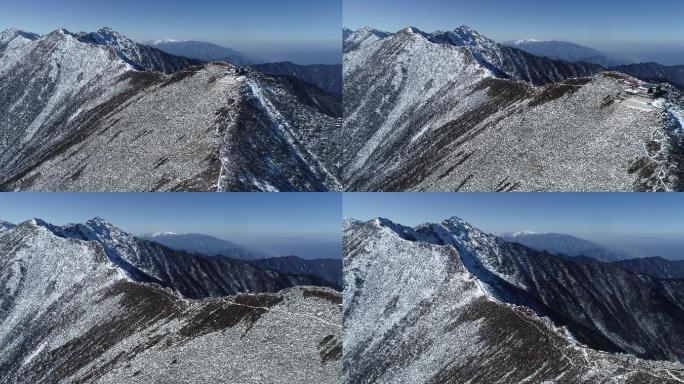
[0,193,342,258]
[1,0,342,64]
[344,0,684,45]
[344,193,684,239]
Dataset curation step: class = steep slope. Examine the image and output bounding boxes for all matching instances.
[216,70,342,192]
[504,39,621,67]
[343,218,684,383]
[343,26,684,192]
[429,26,604,85]
[499,232,631,261]
[614,256,684,279]
[0,28,341,192]
[252,62,343,95]
[139,232,271,260]
[613,62,684,90]
[252,256,343,288]
[147,40,252,66]
[0,220,342,383]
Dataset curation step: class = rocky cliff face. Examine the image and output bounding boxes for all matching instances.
[343,217,684,383]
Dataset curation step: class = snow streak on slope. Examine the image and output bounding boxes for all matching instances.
[343,218,684,383]
[0,220,342,383]
[343,26,684,191]
[217,70,342,191]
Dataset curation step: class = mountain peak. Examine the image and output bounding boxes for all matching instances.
[454,25,477,33]
[372,217,397,227]
[97,26,115,34]
[397,26,426,37]
[55,27,74,37]
[442,216,468,225]
[87,217,113,226]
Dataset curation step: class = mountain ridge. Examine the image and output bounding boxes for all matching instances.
[10,217,333,298]
[0,27,341,192]
[343,216,684,383]
[0,220,341,382]
[343,25,684,192]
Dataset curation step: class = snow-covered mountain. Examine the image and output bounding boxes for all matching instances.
[251,256,343,288]
[146,39,253,66]
[0,27,342,192]
[499,232,630,262]
[343,217,684,383]
[343,26,684,192]
[29,217,330,298]
[251,62,342,95]
[139,232,272,260]
[77,27,200,73]
[0,218,341,383]
[504,39,622,67]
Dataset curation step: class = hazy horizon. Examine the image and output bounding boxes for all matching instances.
[1,0,342,64]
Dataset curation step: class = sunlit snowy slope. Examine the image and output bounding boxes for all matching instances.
[0,218,341,383]
[343,217,684,383]
[343,26,684,191]
[0,27,341,191]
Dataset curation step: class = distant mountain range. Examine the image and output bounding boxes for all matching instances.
[499,232,631,262]
[146,39,254,66]
[499,231,684,279]
[140,232,342,287]
[503,39,625,67]
[0,27,342,192]
[343,25,684,191]
[0,218,341,382]
[504,39,684,90]
[344,216,684,383]
[139,232,273,260]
